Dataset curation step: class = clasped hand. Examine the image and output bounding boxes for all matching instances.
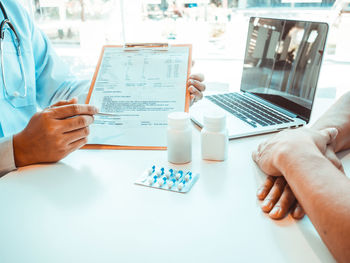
[252,127,342,220]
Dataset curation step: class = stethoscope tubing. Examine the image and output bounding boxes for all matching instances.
[0,1,27,99]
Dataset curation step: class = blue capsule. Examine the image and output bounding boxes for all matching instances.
[175,170,184,180]
[147,176,154,185]
[185,172,192,182]
[158,179,164,186]
[155,168,164,177]
[164,171,171,179]
[167,178,176,188]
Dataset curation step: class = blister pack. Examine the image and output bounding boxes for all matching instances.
[135,166,199,193]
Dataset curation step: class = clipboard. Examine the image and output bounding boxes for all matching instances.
[83,43,192,150]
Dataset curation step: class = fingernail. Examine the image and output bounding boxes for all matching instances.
[262,200,272,210]
[293,206,302,217]
[257,188,266,198]
[329,128,338,139]
[270,206,281,216]
[252,151,258,162]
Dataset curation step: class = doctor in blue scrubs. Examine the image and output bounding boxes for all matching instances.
[0,0,206,176]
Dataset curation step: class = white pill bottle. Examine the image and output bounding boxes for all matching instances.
[201,112,228,161]
[167,112,192,164]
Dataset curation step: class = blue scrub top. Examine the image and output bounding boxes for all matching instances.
[0,0,87,138]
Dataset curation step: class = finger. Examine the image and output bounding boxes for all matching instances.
[252,142,264,163]
[64,127,90,144]
[252,149,262,164]
[257,176,276,200]
[189,85,203,100]
[325,147,344,173]
[49,104,98,119]
[291,202,305,220]
[261,177,286,213]
[188,79,206,92]
[319,127,338,145]
[50,98,78,108]
[190,94,196,105]
[252,150,258,163]
[61,115,95,132]
[257,142,265,155]
[189,73,205,82]
[68,137,88,151]
[269,184,296,220]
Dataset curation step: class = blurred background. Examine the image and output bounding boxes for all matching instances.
[18,0,350,98]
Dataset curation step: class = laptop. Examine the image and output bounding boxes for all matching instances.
[190,17,329,139]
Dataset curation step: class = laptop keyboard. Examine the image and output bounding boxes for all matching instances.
[206,93,294,128]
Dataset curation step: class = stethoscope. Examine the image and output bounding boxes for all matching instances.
[0,1,27,99]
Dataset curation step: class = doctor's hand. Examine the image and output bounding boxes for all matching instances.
[188,73,205,104]
[13,101,98,167]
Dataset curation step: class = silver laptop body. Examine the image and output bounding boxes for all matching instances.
[191,17,329,139]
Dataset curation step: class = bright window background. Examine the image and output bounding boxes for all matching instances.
[20,0,350,99]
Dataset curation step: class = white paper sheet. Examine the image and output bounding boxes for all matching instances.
[88,46,190,147]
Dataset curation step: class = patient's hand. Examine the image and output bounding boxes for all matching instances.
[256,145,344,220]
[188,73,205,104]
[257,176,305,220]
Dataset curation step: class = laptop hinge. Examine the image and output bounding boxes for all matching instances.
[243,92,298,119]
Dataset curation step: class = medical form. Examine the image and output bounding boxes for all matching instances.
[85,44,192,149]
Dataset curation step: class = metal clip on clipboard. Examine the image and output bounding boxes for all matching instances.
[123,43,170,52]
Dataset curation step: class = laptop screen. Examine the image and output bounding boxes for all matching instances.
[241,17,328,122]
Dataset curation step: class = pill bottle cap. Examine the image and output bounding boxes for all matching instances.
[168,112,190,130]
[203,112,226,132]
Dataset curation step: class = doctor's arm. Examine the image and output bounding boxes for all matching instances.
[256,91,350,220]
[0,137,17,177]
[1,100,97,175]
[31,25,89,107]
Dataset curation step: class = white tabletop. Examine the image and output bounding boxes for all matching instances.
[0,98,345,263]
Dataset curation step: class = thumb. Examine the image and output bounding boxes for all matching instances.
[319,127,338,145]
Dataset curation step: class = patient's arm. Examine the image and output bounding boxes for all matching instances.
[276,144,350,263]
[257,91,350,220]
[253,128,350,262]
[257,144,344,220]
[312,91,350,152]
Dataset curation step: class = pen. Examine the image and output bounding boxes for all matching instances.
[96,112,119,117]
